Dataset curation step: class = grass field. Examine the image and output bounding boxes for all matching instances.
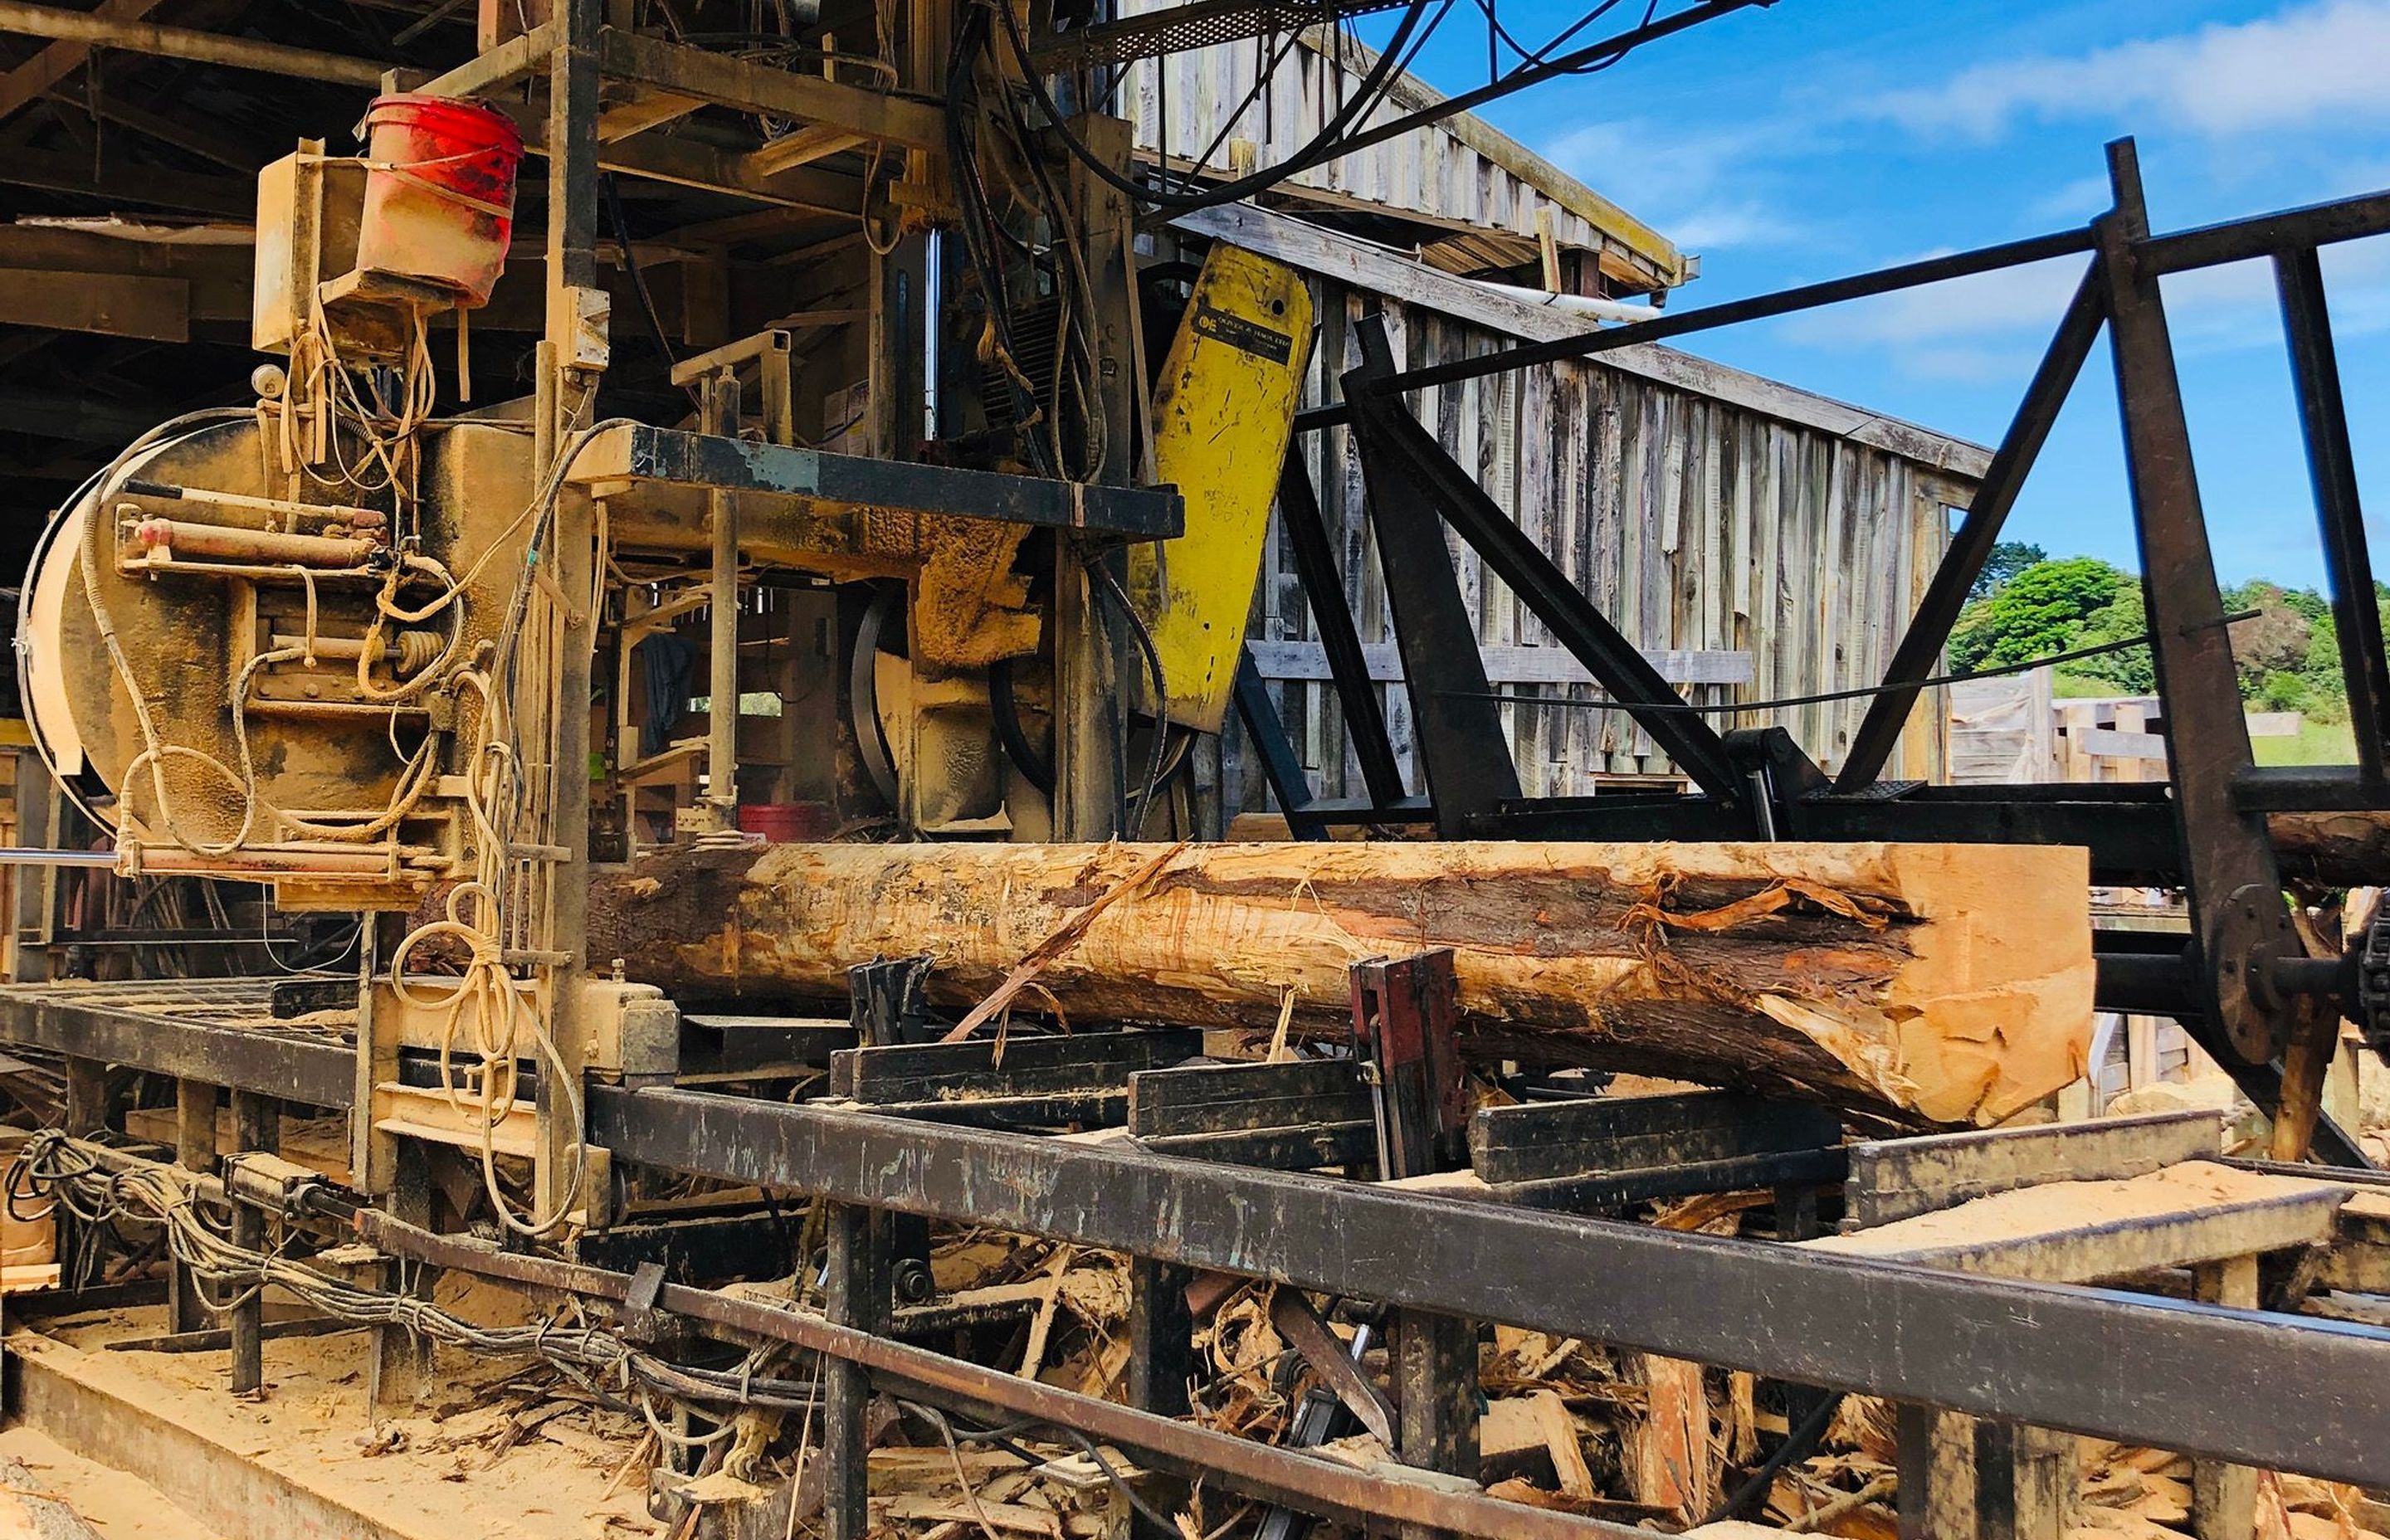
[2253,716,2358,766]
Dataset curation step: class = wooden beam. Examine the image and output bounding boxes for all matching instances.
[0,0,166,123]
[0,227,251,319]
[0,1,387,85]
[0,267,187,340]
[501,99,866,213]
[1298,23,1685,288]
[749,123,868,175]
[598,29,943,152]
[0,149,251,216]
[596,85,703,143]
[1246,639,1752,689]
[53,88,263,173]
[0,387,169,443]
[412,19,553,99]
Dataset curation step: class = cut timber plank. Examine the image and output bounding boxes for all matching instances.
[1630,1354,1714,1523]
[589,840,2097,1127]
[1846,1110,2223,1226]
[1803,1162,2350,1283]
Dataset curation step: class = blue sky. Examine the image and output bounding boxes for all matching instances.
[1371,0,2390,587]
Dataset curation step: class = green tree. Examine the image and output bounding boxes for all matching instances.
[2062,583,2153,694]
[2259,670,2313,713]
[2222,583,2314,692]
[2300,611,2351,722]
[1970,541,2050,601]
[1951,557,2129,673]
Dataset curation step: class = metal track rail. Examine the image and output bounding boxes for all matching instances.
[588,1083,2390,1489]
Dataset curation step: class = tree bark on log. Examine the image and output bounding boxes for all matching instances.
[587,841,2094,1128]
[2269,810,2390,887]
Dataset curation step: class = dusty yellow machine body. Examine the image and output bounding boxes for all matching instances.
[24,416,539,909]
[12,123,1306,1222]
[1129,246,1315,734]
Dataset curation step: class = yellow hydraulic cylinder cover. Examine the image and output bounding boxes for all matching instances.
[1128,244,1314,735]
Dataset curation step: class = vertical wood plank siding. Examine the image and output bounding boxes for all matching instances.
[1232,283,1972,811]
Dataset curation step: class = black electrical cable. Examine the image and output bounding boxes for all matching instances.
[1441,616,2227,715]
[905,1401,1181,1535]
[1475,0,1627,74]
[1701,1390,1845,1525]
[1083,558,1173,834]
[998,0,1739,214]
[602,171,696,405]
[989,656,1058,796]
[990,0,1441,214]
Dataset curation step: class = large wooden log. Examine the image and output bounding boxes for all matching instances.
[587,841,2094,1128]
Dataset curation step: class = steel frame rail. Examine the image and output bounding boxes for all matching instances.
[587,1082,2390,1489]
[9,987,2390,1499]
[1257,142,2390,1147]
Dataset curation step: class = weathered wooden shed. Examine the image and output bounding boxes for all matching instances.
[1124,22,1989,809]
[1124,21,1690,296]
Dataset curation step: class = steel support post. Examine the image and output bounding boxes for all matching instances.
[536,0,605,1226]
[1393,1309,1477,1540]
[1837,266,2106,791]
[1127,1256,1193,1417]
[1345,321,1518,834]
[1896,1403,1974,1540]
[169,1079,215,1333]
[1354,373,1744,802]
[2192,1256,2260,1540]
[62,1056,106,1134]
[1277,455,1406,808]
[2097,139,2303,1073]
[228,1089,278,1396]
[369,1138,435,1413]
[825,1202,891,1540]
[2275,246,2390,782]
[1976,1421,2073,1540]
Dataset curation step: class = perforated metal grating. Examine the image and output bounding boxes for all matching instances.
[1029,0,1410,72]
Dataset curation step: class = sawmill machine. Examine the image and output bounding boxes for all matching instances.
[12,92,1313,1227]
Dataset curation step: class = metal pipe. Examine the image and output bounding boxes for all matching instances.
[336,1202,1649,1540]
[0,2,388,85]
[702,368,743,826]
[1295,227,2100,426]
[132,519,378,568]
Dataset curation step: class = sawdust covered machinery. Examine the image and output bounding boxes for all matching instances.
[14,94,1311,1235]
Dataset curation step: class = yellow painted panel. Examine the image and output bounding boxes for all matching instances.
[1129,245,1313,734]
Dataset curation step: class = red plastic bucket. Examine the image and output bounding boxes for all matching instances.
[737,802,834,843]
[354,94,523,306]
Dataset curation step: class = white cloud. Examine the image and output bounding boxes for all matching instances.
[1863,0,2390,141]
[2025,174,2114,224]
[1542,117,1812,251]
[1782,254,2084,348]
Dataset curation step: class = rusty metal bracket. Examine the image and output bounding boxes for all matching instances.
[1349,948,1467,1180]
